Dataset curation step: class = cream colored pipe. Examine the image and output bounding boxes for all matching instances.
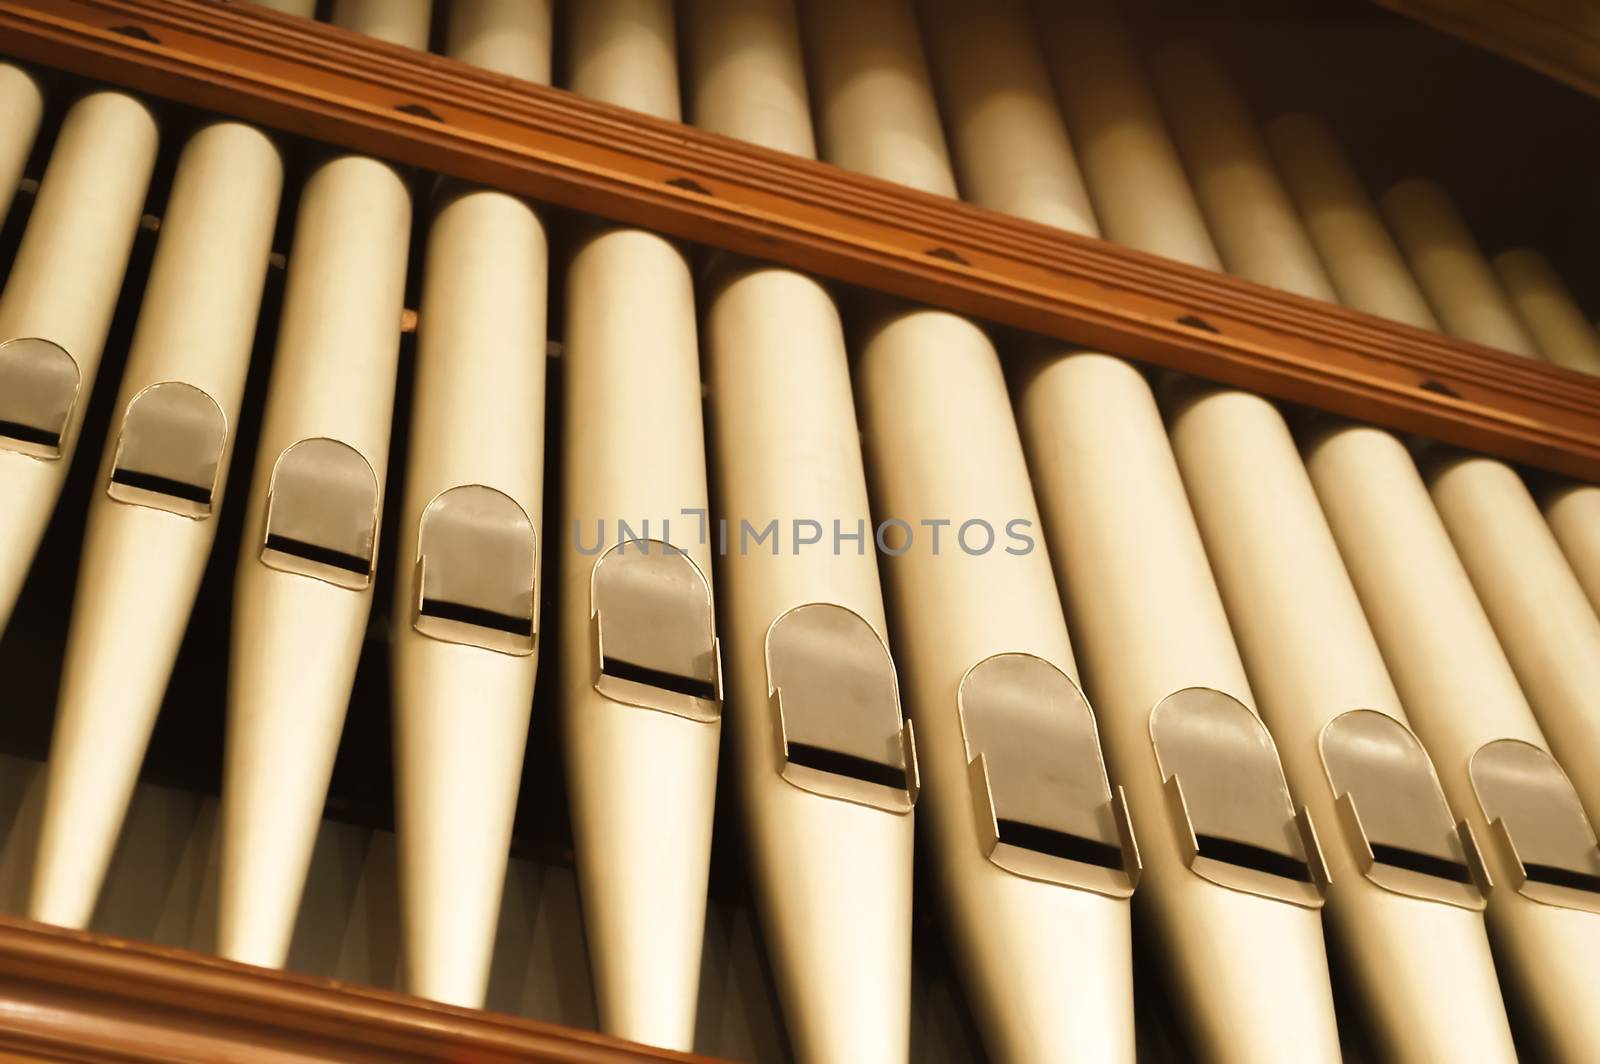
[217,154,411,967]
[1305,424,1600,1063]
[1016,354,1339,1064]
[920,0,1097,237]
[807,5,1135,1058]
[684,0,814,157]
[705,265,916,1064]
[1428,452,1600,827]
[1035,5,1219,269]
[0,64,44,224]
[329,0,432,48]
[1378,179,1542,358]
[0,92,158,634]
[389,0,551,1010]
[29,123,282,930]
[686,6,910,1058]
[1261,114,1439,330]
[801,0,956,197]
[561,4,714,1048]
[1166,382,1514,1062]
[447,0,552,84]
[1492,248,1600,373]
[392,186,546,1008]
[1543,482,1600,614]
[560,226,715,1050]
[1147,45,1335,301]
[857,313,1135,1063]
[567,0,680,121]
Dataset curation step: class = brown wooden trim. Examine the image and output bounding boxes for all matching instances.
[1375,0,1600,100]
[0,914,716,1063]
[1,0,1599,479]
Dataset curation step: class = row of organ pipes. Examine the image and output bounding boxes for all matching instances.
[1,0,1599,1059]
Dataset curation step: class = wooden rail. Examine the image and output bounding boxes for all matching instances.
[1376,0,1600,100]
[1,0,1598,482]
[0,915,714,1062]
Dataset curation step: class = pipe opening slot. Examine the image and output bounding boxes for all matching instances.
[591,539,721,723]
[959,653,1138,896]
[766,603,917,813]
[260,437,380,590]
[0,337,80,459]
[1471,739,1600,914]
[413,484,537,656]
[106,382,227,518]
[1152,687,1328,907]
[1320,709,1486,908]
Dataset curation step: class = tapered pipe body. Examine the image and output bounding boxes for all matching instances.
[0,64,44,223]
[566,0,680,121]
[329,0,432,48]
[684,0,813,157]
[1036,6,1219,269]
[1378,179,1541,357]
[1144,57,1510,1057]
[0,92,158,634]
[1016,354,1339,1064]
[807,5,1135,1058]
[387,0,552,1009]
[1149,46,1334,300]
[1167,383,1514,1062]
[1492,248,1600,373]
[559,4,716,1049]
[218,155,411,966]
[920,0,1097,237]
[1262,114,1439,329]
[446,0,553,83]
[393,187,546,1008]
[857,314,1134,1063]
[687,6,911,1058]
[30,123,283,929]
[1428,453,1600,827]
[801,0,956,197]
[705,265,916,1063]
[1543,483,1600,615]
[1305,424,1600,1063]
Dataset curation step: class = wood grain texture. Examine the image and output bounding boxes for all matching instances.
[0,912,718,1062]
[0,0,1597,483]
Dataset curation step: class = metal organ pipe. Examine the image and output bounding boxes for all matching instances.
[1543,483,1600,615]
[1035,4,1220,269]
[807,2,1138,1059]
[687,2,913,1059]
[1491,248,1600,374]
[389,1,552,1009]
[1147,43,1336,300]
[0,64,43,224]
[0,91,159,635]
[29,123,283,930]
[1262,113,1441,330]
[1008,16,1340,1063]
[1146,48,1514,1062]
[560,0,718,1049]
[1378,178,1543,358]
[920,0,1098,238]
[1428,453,1600,828]
[1305,424,1600,1062]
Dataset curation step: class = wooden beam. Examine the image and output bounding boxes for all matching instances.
[2,0,1600,479]
[0,914,714,1062]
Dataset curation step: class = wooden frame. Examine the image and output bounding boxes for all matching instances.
[1,0,1598,479]
[0,914,711,1062]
